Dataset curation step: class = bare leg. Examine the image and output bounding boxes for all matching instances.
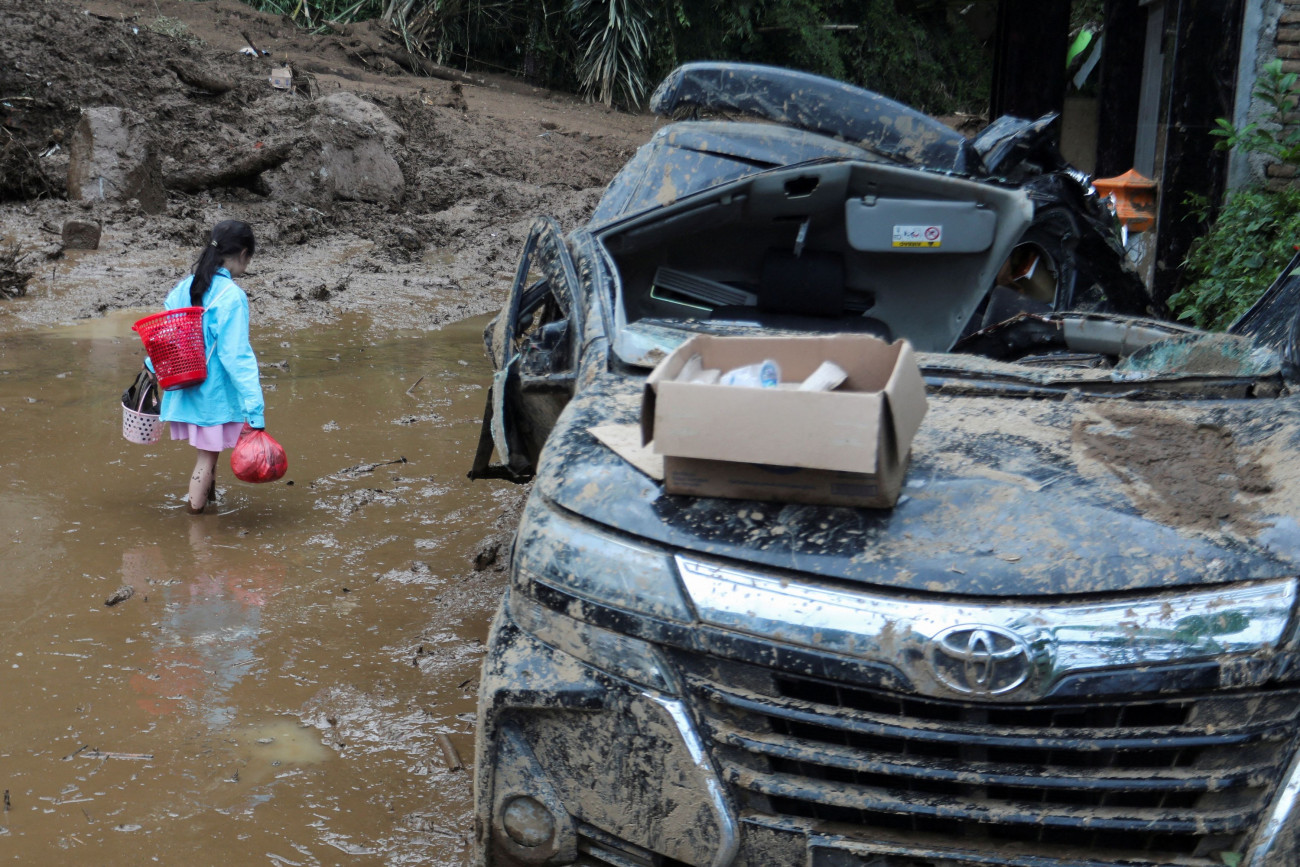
[187,449,220,513]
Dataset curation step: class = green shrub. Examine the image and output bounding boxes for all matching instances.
[239,0,385,30]
[1169,188,1300,330]
[1171,58,1300,331]
[672,0,989,115]
[837,0,988,114]
[569,0,655,107]
[221,0,994,114]
[1210,59,1300,167]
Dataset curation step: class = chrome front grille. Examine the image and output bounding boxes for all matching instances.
[679,659,1300,864]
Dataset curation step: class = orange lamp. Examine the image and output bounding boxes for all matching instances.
[1093,169,1158,234]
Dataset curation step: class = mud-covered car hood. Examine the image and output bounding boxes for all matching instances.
[536,372,1300,597]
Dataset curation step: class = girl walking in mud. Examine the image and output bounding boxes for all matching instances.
[152,220,266,513]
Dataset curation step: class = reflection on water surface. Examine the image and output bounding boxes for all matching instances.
[0,312,509,864]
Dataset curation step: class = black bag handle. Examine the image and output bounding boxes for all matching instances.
[126,364,160,415]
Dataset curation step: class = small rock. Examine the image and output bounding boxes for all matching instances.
[431,81,467,112]
[61,220,101,250]
[396,227,421,252]
[104,585,134,607]
[473,541,500,571]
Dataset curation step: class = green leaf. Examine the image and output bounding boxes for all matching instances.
[1176,187,1300,329]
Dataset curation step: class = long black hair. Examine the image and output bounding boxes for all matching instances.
[190,220,256,306]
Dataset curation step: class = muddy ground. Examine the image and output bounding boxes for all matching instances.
[1,0,657,330]
[0,1,659,863]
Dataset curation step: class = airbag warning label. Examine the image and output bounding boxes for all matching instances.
[892,225,943,247]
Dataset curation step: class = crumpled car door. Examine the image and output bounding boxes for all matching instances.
[469,217,582,481]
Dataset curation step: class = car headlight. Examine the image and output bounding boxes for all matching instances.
[507,589,674,692]
[513,494,694,623]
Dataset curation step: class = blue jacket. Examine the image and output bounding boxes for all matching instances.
[149,268,266,429]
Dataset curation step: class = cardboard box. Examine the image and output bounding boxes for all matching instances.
[641,334,928,507]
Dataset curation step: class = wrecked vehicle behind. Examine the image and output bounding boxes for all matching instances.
[466,63,1300,867]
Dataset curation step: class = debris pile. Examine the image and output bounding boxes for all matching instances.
[0,129,56,201]
[0,242,33,299]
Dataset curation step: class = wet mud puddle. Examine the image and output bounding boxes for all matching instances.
[0,312,514,865]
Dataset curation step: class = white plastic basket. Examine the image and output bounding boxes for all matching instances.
[122,402,164,445]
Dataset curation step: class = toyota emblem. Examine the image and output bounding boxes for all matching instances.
[928,625,1033,697]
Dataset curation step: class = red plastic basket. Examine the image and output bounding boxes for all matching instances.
[132,307,208,391]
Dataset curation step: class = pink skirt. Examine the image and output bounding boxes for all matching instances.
[170,421,244,451]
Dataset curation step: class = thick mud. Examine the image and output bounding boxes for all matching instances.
[0,0,656,333]
[0,0,660,861]
[0,311,525,864]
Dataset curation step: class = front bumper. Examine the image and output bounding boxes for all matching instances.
[474,588,1300,867]
[473,601,737,867]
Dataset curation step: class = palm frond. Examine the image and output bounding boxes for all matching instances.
[568,0,653,108]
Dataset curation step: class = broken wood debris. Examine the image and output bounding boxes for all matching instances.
[238,29,266,58]
[163,139,296,193]
[436,732,462,771]
[0,242,33,299]
[167,59,235,94]
[338,457,408,476]
[64,745,153,761]
[81,749,154,761]
[338,28,487,88]
[83,11,138,22]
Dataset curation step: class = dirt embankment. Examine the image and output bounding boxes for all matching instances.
[0,0,658,331]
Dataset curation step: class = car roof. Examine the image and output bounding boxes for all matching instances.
[589,121,879,226]
[650,62,984,174]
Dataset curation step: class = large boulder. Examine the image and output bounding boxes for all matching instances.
[66,107,165,213]
[316,91,406,149]
[316,134,405,206]
[262,92,406,208]
[313,93,406,206]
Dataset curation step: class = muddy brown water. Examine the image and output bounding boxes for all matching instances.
[0,311,514,864]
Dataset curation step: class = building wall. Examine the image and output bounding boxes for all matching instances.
[1238,0,1289,188]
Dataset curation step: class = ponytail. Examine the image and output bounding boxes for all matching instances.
[189,241,221,306]
[190,220,256,306]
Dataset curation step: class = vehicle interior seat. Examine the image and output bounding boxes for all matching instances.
[757,249,844,317]
[709,247,893,339]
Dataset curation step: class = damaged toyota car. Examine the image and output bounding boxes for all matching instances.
[465,62,1300,867]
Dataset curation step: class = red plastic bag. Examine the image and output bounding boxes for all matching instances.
[230,423,288,483]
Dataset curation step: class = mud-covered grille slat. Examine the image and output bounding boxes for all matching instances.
[727,767,1255,834]
[676,661,1300,863]
[693,680,1289,750]
[718,727,1272,793]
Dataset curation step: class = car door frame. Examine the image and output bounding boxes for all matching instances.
[469,217,584,481]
